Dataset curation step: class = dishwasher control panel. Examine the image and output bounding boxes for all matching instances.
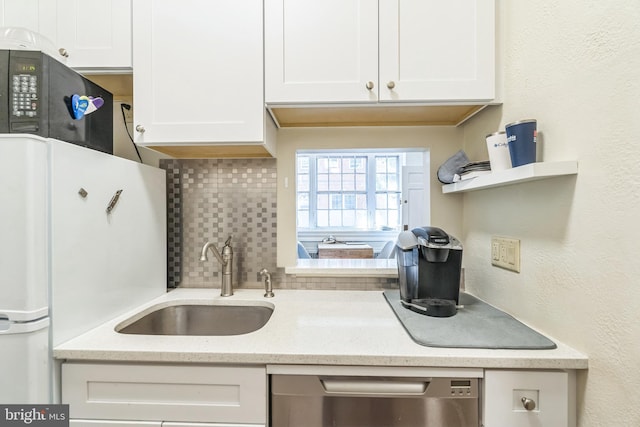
[450,379,474,397]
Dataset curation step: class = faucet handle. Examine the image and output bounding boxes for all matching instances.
[224,235,232,246]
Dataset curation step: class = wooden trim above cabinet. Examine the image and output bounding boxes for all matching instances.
[268,104,488,128]
[145,144,274,159]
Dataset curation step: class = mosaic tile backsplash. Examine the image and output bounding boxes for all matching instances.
[160,158,398,291]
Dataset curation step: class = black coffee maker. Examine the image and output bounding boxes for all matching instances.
[396,226,463,317]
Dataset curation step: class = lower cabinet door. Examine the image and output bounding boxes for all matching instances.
[483,369,576,427]
[62,363,267,425]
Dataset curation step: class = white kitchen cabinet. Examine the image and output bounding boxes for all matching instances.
[265,0,495,104]
[62,363,267,426]
[132,0,275,158]
[0,0,132,70]
[483,369,576,427]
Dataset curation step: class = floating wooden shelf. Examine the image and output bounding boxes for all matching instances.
[442,161,578,194]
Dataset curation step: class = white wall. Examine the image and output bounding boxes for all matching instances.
[461,2,640,426]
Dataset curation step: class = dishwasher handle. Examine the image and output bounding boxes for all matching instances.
[321,378,428,396]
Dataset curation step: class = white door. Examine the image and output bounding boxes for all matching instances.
[265,0,378,103]
[56,0,132,69]
[132,0,265,145]
[402,165,429,231]
[379,0,495,102]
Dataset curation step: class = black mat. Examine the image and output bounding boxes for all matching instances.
[383,290,556,349]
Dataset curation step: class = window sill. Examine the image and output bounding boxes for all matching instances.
[285,258,398,278]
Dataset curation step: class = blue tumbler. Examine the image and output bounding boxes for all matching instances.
[505,119,537,167]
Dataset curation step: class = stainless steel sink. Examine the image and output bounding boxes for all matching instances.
[116,302,274,336]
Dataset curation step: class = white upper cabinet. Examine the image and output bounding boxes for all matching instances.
[265,0,495,104]
[132,0,273,155]
[0,0,132,70]
[265,0,378,103]
[378,0,495,102]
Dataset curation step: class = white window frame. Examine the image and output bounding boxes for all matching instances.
[297,151,402,232]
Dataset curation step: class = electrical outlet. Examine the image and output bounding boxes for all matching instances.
[491,236,520,272]
[120,103,134,122]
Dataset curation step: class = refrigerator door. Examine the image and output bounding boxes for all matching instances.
[0,136,49,319]
[0,317,50,403]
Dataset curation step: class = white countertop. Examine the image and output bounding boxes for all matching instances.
[284,258,397,277]
[54,288,588,370]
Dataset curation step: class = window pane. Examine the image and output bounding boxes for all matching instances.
[356,194,367,209]
[387,156,398,173]
[329,210,342,226]
[329,174,342,191]
[317,174,328,191]
[356,210,368,228]
[317,210,328,227]
[298,193,309,210]
[375,210,387,228]
[388,210,399,228]
[388,174,399,191]
[342,174,355,191]
[376,173,387,191]
[343,210,356,226]
[354,157,367,173]
[355,174,367,191]
[344,194,356,209]
[330,194,342,209]
[297,211,309,228]
[376,157,387,172]
[298,174,309,192]
[376,193,387,209]
[319,157,329,173]
[298,156,309,173]
[328,158,341,173]
[317,194,328,209]
[388,193,400,209]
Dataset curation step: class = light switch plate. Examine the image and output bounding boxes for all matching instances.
[491,236,520,272]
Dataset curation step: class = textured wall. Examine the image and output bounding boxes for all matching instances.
[461,2,640,426]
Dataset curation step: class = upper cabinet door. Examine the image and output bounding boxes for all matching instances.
[132,0,265,145]
[56,0,132,70]
[265,0,378,104]
[0,0,131,69]
[378,0,495,102]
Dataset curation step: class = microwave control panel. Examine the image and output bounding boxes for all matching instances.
[11,69,39,118]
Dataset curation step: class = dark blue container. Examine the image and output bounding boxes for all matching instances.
[506,119,537,167]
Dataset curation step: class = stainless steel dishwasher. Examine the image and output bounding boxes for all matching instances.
[270,374,479,427]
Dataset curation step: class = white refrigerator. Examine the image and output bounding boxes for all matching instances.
[0,135,167,403]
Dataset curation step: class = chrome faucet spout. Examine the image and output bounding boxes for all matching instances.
[200,237,234,297]
[200,242,225,265]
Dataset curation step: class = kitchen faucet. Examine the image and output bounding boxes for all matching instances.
[259,268,274,298]
[200,236,233,296]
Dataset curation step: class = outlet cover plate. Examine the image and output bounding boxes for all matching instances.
[491,236,520,272]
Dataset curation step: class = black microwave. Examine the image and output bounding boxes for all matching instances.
[0,49,113,154]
